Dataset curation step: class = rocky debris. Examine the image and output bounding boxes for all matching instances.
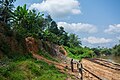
[25,37,39,54]
[59,46,67,56]
[25,36,68,60]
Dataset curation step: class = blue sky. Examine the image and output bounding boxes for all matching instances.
[14,0,120,48]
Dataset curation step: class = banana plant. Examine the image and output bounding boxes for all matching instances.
[0,0,16,23]
[13,4,45,37]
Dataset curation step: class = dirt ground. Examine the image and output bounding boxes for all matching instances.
[33,53,120,80]
[82,59,120,80]
[33,53,81,80]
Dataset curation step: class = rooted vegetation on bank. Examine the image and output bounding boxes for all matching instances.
[0,0,120,80]
[0,54,67,80]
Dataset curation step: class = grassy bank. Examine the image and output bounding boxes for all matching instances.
[0,54,67,80]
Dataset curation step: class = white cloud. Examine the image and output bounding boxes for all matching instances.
[82,36,112,44]
[57,22,97,33]
[116,36,120,40]
[29,0,81,18]
[104,24,120,34]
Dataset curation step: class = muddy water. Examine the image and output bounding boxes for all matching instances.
[99,55,120,64]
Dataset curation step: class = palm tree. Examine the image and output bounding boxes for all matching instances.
[68,33,81,47]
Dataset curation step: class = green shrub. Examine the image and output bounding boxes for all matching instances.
[0,75,7,80]
[0,40,11,55]
[64,46,96,60]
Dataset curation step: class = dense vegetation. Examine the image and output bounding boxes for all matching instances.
[0,0,95,79]
[0,0,95,59]
[91,43,120,57]
[0,0,120,79]
[0,0,120,59]
[111,43,120,56]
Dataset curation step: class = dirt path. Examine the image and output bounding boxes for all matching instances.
[25,37,80,80]
[33,53,66,70]
[32,53,80,80]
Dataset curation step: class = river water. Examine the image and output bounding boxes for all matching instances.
[99,55,120,64]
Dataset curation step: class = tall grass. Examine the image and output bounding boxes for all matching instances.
[37,50,59,62]
[0,54,66,80]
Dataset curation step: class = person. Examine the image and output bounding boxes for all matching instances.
[71,59,74,72]
[77,60,83,80]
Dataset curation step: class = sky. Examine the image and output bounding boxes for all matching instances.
[14,0,120,48]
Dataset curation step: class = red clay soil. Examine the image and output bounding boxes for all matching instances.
[25,37,39,54]
[33,53,65,69]
[25,37,79,80]
[33,53,120,80]
[26,36,120,80]
[32,53,80,80]
[25,37,80,79]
